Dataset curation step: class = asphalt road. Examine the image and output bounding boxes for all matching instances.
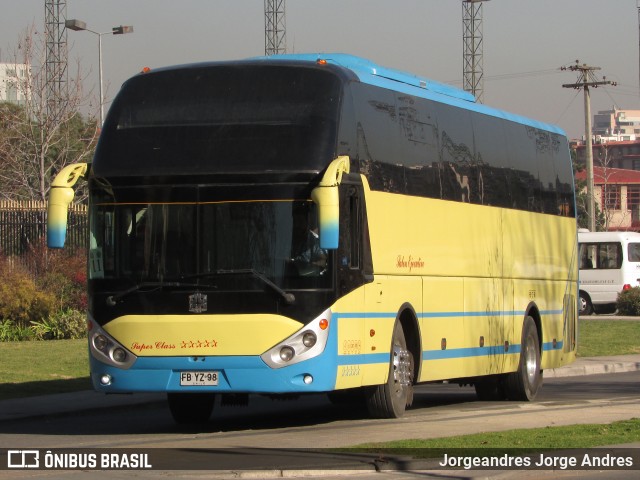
[1,371,639,479]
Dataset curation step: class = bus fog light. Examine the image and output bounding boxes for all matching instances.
[303,374,313,385]
[100,374,112,386]
[94,334,108,351]
[279,346,295,362]
[302,331,317,348]
[112,348,127,363]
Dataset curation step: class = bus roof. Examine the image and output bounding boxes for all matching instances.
[261,53,566,137]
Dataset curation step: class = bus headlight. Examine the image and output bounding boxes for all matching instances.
[93,334,109,352]
[112,348,128,363]
[88,316,137,369]
[302,331,317,348]
[279,346,295,362]
[261,309,331,369]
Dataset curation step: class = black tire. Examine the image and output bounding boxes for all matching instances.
[504,317,542,401]
[167,393,215,424]
[579,291,593,316]
[365,321,414,418]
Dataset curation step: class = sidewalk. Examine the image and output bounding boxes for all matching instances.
[1,354,639,423]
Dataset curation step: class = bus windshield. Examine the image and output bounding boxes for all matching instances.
[90,200,332,291]
[94,64,343,176]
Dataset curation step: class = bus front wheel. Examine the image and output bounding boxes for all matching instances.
[504,317,542,401]
[167,392,215,424]
[365,321,414,418]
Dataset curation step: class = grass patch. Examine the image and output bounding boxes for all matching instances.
[0,339,90,400]
[578,320,640,357]
[352,418,640,453]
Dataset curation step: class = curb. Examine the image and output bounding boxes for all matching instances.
[545,355,640,378]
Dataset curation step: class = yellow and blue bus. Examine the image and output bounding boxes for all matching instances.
[48,54,578,423]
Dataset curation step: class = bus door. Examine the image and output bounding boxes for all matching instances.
[334,179,370,389]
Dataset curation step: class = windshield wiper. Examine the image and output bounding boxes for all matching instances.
[105,281,215,306]
[214,269,296,305]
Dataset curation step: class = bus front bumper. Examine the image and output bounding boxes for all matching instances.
[89,354,338,394]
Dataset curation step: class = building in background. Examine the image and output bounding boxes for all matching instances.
[0,62,30,106]
[575,166,640,231]
[592,107,640,142]
[574,139,640,171]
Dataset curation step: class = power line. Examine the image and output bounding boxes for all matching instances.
[446,67,562,86]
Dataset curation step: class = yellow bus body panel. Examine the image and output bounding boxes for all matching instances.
[353,179,577,385]
[103,314,301,356]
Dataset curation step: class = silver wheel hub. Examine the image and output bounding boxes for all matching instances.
[393,345,412,387]
[524,338,538,384]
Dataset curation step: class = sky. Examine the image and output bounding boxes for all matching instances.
[1,0,639,140]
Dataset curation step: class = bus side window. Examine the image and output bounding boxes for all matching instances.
[339,186,361,270]
[349,193,361,269]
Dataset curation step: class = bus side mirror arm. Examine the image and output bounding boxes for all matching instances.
[47,163,89,248]
[310,156,350,250]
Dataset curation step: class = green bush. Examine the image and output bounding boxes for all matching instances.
[616,287,640,316]
[0,259,56,328]
[0,240,87,340]
[28,241,87,312]
[30,309,86,340]
[0,319,34,341]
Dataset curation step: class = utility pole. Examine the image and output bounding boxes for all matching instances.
[462,0,489,103]
[562,61,617,232]
[264,0,286,56]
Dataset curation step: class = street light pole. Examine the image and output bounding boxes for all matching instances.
[97,31,104,125]
[65,19,133,126]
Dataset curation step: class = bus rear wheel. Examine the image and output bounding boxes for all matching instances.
[167,392,215,424]
[504,317,542,401]
[365,321,414,418]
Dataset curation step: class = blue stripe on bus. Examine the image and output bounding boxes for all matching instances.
[336,339,563,366]
[335,309,565,321]
[333,311,565,366]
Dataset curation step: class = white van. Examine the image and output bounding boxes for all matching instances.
[578,231,640,315]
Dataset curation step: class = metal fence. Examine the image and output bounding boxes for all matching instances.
[0,200,88,260]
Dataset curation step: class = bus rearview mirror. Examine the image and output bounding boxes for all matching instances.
[47,163,88,249]
[47,187,75,248]
[310,185,339,250]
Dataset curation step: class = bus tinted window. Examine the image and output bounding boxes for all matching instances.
[95,64,342,176]
[347,83,573,216]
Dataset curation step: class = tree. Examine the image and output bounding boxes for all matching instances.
[0,25,98,203]
[573,147,605,231]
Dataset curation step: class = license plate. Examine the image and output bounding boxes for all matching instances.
[179,371,219,386]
